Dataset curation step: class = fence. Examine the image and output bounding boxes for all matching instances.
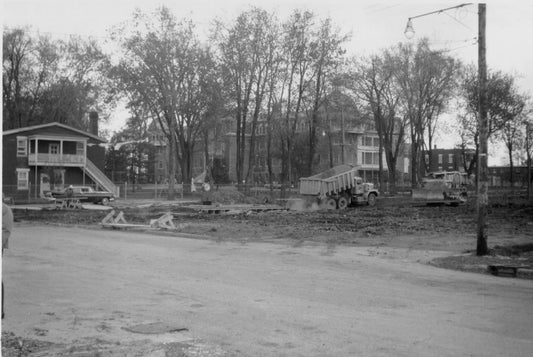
[3,184,37,204]
[114,182,299,202]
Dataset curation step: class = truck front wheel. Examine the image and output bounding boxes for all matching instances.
[367,193,377,206]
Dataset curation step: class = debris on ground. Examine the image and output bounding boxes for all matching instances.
[11,199,533,279]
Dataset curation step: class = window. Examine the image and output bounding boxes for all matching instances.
[17,136,27,157]
[76,142,84,156]
[16,168,30,190]
[363,136,373,147]
[448,154,454,164]
[373,137,380,147]
[49,143,59,155]
[362,152,380,165]
[425,154,429,165]
[438,154,443,164]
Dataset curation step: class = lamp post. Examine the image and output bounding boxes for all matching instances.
[404,3,472,39]
[404,3,488,255]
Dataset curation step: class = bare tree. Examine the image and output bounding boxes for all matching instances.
[3,28,111,131]
[460,66,527,186]
[278,10,315,185]
[111,7,216,199]
[305,18,348,176]
[214,8,278,189]
[3,27,32,129]
[347,51,407,194]
[393,39,458,187]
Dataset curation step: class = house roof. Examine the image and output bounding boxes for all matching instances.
[2,122,106,142]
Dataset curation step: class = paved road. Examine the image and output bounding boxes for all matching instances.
[2,225,533,356]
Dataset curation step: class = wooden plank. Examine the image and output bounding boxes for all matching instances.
[102,223,153,229]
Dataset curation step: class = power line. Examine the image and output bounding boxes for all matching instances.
[366,4,401,14]
[443,11,473,31]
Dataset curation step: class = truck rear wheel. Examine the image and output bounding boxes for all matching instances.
[337,196,349,210]
[367,193,377,206]
[325,198,337,210]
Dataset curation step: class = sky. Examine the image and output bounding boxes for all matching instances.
[3,0,533,163]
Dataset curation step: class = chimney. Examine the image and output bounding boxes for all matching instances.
[89,111,99,136]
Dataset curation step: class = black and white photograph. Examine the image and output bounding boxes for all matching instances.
[2,0,533,355]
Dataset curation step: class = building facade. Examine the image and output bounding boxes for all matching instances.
[2,122,117,202]
[421,147,476,176]
[488,166,531,187]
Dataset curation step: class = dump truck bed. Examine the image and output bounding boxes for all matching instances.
[299,165,357,197]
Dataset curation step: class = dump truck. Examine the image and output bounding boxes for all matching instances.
[299,165,379,209]
[411,171,469,205]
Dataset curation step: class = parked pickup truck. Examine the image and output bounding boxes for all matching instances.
[51,186,115,205]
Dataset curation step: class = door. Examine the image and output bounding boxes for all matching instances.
[53,169,65,190]
[49,143,59,163]
[40,173,51,197]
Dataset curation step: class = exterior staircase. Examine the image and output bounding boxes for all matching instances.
[86,159,120,197]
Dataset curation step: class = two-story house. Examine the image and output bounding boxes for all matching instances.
[2,121,118,203]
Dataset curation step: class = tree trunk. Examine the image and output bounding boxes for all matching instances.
[167,128,176,200]
[410,132,418,188]
[508,144,514,189]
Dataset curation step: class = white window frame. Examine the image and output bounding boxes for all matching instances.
[76,142,84,156]
[363,136,373,147]
[16,168,30,190]
[362,151,380,165]
[49,143,59,155]
[438,154,443,164]
[17,136,28,157]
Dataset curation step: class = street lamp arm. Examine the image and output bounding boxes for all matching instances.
[405,3,473,39]
[408,3,472,21]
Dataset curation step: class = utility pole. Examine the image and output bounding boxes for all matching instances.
[403,2,488,254]
[527,121,532,199]
[341,106,345,164]
[476,3,488,255]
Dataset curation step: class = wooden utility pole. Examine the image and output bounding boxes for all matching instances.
[476,3,488,255]
[527,121,532,199]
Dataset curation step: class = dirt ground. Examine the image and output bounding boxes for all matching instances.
[3,196,533,356]
[2,224,533,357]
[13,197,533,269]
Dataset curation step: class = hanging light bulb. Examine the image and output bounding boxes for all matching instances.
[404,18,415,39]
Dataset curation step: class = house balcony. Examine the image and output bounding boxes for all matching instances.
[28,153,86,166]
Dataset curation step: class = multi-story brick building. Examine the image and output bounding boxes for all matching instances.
[421,147,476,176]
[488,166,531,187]
[147,119,228,184]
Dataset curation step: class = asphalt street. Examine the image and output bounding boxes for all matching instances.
[2,225,533,356]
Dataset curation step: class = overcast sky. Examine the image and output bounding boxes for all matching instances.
[3,0,533,162]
